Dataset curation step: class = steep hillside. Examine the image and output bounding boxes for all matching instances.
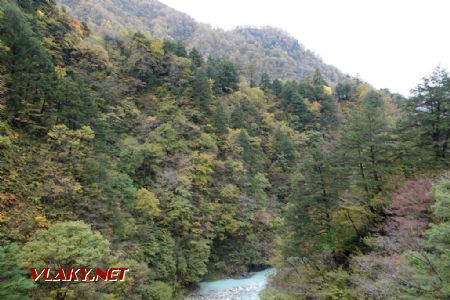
[1,1,449,300]
[0,0,346,298]
[57,0,345,84]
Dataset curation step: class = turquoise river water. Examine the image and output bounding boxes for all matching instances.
[186,268,275,300]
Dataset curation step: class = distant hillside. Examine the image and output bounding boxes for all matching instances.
[57,0,346,84]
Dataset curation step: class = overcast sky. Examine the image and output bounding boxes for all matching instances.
[159,0,450,96]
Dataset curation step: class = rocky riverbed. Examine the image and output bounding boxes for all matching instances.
[186,268,274,300]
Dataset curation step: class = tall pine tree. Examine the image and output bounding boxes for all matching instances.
[0,2,56,131]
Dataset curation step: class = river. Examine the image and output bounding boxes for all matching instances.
[186,268,274,300]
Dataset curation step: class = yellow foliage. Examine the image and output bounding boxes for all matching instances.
[123,217,138,239]
[35,214,48,228]
[51,185,65,195]
[269,237,285,265]
[190,221,202,235]
[150,40,164,56]
[36,9,44,18]
[187,152,214,190]
[136,188,160,218]
[323,85,332,95]
[0,41,9,53]
[309,100,321,116]
[355,83,373,104]
[0,120,18,140]
[54,66,67,78]
[73,182,83,193]
[218,212,246,239]
[0,212,6,223]
[226,87,266,109]
[219,184,240,202]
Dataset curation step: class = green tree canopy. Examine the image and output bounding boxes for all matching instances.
[22,221,111,269]
[0,244,34,300]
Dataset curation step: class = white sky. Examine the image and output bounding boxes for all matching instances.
[159,0,450,96]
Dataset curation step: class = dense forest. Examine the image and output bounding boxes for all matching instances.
[0,1,449,300]
[56,0,345,85]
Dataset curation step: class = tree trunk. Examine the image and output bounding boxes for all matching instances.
[357,148,370,197]
[369,145,382,192]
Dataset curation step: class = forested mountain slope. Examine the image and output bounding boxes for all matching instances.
[0,0,346,298]
[0,1,448,300]
[56,0,345,84]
